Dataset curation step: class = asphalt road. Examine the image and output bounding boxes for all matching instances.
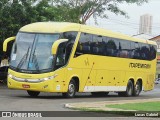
[0,84,160,112]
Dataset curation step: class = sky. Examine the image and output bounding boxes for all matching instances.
[87,0,160,36]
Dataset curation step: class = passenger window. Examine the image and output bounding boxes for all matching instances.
[132,42,140,59]
[149,45,157,60]
[75,33,92,57]
[60,31,78,63]
[92,35,104,55]
[139,43,150,60]
[106,38,119,57]
[55,42,66,69]
[119,40,130,58]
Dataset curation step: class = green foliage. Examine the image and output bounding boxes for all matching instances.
[0,0,56,41]
[53,0,148,24]
[0,0,148,41]
[106,102,160,111]
[0,0,57,58]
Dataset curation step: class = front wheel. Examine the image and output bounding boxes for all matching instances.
[27,90,40,97]
[62,80,76,98]
[3,78,7,85]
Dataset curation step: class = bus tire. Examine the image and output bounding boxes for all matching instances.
[118,80,133,97]
[133,80,141,96]
[27,90,40,97]
[3,78,7,85]
[62,80,76,98]
[91,92,109,97]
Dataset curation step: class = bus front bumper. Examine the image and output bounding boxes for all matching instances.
[7,77,63,93]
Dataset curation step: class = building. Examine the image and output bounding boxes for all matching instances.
[139,14,153,34]
[150,35,160,52]
[150,35,160,72]
[132,33,154,40]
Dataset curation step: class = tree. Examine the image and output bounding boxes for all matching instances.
[0,0,56,41]
[53,0,148,24]
[0,0,58,59]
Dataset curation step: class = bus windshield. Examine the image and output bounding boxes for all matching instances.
[10,32,60,73]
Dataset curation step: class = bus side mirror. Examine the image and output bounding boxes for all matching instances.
[51,39,68,55]
[3,37,16,52]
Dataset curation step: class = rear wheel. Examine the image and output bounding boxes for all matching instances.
[91,92,109,97]
[118,80,133,97]
[133,81,141,96]
[62,80,76,98]
[27,90,40,97]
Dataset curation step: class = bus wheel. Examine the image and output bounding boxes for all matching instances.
[27,90,40,97]
[91,92,109,97]
[3,78,7,85]
[133,81,141,96]
[118,80,133,97]
[62,80,76,98]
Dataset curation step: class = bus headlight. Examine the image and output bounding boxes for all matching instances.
[8,73,13,79]
[43,77,49,81]
[40,74,58,81]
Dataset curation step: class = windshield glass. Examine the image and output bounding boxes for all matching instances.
[10,32,60,73]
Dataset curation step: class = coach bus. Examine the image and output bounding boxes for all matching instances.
[3,22,157,98]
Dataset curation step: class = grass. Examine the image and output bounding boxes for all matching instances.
[106,102,160,111]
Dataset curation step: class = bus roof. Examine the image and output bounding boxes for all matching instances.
[20,22,81,33]
[20,22,156,45]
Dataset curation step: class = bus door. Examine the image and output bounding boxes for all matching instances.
[52,39,68,92]
[73,33,96,92]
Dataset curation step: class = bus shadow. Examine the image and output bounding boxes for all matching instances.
[13,93,136,100]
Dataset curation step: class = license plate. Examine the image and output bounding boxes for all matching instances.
[22,84,30,88]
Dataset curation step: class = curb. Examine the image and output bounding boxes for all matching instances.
[65,98,160,111]
[65,104,75,109]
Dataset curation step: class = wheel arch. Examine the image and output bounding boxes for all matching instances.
[69,75,80,92]
[136,78,143,91]
[129,78,134,86]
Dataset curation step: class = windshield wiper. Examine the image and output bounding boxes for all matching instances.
[32,54,39,71]
[17,47,30,70]
[30,47,39,71]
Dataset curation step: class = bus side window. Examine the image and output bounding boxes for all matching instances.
[55,42,66,69]
[132,42,140,59]
[119,40,130,58]
[114,39,120,57]
[92,35,103,55]
[75,33,92,57]
[149,45,157,60]
[139,43,150,60]
[61,31,78,63]
[106,39,118,57]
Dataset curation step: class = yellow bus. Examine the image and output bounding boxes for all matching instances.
[3,22,157,98]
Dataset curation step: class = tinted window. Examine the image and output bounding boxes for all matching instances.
[74,33,156,61]
[106,38,119,57]
[149,45,157,60]
[119,40,130,58]
[60,31,78,65]
[60,32,77,41]
[139,43,150,60]
[75,33,92,56]
[92,35,104,55]
[130,42,141,59]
